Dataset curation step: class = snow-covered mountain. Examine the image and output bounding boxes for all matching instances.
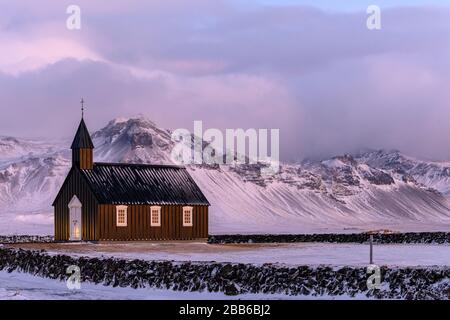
[357,150,450,197]
[92,117,175,164]
[0,136,62,164]
[1,116,450,234]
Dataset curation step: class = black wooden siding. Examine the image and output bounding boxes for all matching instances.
[53,168,98,241]
[54,168,209,241]
[56,117,210,241]
[98,205,208,240]
[54,162,209,241]
[72,148,93,170]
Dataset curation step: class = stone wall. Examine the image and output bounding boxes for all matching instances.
[2,233,450,245]
[0,248,449,299]
[0,235,54,244]
[208,232,450,244]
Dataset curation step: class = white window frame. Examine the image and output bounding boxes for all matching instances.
[150,206,161,227]
[116,205,128,227]
[183,206,193,227]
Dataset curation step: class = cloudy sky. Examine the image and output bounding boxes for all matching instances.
[1,0,450,161]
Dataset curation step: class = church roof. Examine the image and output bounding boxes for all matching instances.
[79,163,210,206]
[71,118,94,149]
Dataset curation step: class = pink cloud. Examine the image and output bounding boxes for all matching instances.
[1,2,450,161]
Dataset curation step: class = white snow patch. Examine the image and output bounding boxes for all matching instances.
[32,242,450,267]
[14,213,53,225]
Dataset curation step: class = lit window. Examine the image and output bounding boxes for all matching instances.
[151,206,161,227]
[116,205,128,227]
[183,206,193,227]
[73,221,80,239]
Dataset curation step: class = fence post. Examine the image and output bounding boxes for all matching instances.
[369,234,374,264]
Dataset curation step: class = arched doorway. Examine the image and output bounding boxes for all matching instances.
[68,195,82,241]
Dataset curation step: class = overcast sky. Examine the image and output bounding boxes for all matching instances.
[1,0,450,161]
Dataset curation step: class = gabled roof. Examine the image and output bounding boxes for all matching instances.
[71,118,94,149]
[79,163,210,206]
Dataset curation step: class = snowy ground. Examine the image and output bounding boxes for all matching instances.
[2,210,450,236]
[1,213,53,235]
[6,242,450,267]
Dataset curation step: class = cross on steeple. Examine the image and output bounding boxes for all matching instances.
[71,100,94,170]
[81,98,85,118]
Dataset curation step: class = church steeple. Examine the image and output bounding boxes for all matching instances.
[71,100,94,170]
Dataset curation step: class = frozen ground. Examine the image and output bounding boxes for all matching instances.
[1,213,53,235]
[6,242,450,267]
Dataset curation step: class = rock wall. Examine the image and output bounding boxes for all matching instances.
[0,248,449,299]
[0,235,54,244]
[208,232,450,244]
[2,233,450,245]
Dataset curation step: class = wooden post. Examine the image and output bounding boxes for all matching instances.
[369,234,374,264]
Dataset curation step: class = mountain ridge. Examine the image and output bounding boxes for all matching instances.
[1,116,450,234]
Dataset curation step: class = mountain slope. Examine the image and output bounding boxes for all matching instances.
[358,150,450,197]
[92,117,175,164]
[1,117,450,234]
[0,136,61,164]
